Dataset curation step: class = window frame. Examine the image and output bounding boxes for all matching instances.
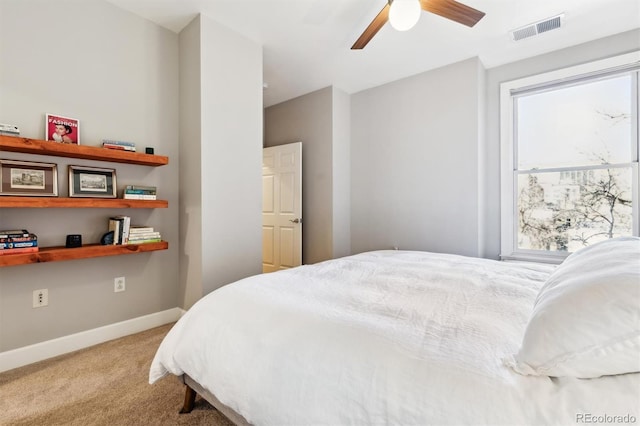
[500,51,640,264]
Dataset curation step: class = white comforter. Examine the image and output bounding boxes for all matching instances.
[150,250,640,425]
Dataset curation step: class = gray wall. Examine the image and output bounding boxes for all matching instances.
[350,30,639,260]
[264,88,333,264]
[180,14,263,300]
[0,0,179,351]
[351,58,485,257]
[178,17,203,309]
[331,87,351,259]
[264,86,351,263]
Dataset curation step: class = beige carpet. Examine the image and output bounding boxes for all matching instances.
[0,323,235,426]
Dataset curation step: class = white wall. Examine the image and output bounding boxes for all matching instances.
[351,58,485,257]
[0,0,179,351]
[179,14,263,298]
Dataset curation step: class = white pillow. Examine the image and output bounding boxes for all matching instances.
[505,237,640,378]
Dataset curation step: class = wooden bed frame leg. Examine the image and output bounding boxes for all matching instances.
[179,384,197,414]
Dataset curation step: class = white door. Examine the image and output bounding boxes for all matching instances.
[262,142,302,273]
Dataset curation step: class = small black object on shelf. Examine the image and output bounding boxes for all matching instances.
[145,147,154,154]
[100,231,114,245]
[65,234,82,248]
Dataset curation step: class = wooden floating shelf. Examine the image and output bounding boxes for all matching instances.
[0,197,168,208]
[0,241,168,267]
[0,135,168,166]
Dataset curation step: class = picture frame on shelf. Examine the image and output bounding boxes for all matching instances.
[0,159,58,197]
[45,114,80,145]
[69,165,116,198]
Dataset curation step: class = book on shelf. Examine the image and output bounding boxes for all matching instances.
[126,184,156,191]
[127,238,162,244]
[124,185,156,192]
[0,123,20,136]
[108,215,131,245]
[123,194,157,200]
[127,229,159,235]
[124,189,156,195]
[124,189,156,194]
[108,218,120,245]
[1,240,38,249]
[127,232,160,239]
[0,231,38,250]
[123,185,156,195]
[0,229,31,239]
[0,246,38,255]
[0,233,37,243]
[127,225,161,244]
[103,143,136,152]
[102,139,136,147]
[129,226,154,234]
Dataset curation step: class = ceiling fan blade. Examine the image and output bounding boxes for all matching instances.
[420,0,485,27]
[351,3,390,50]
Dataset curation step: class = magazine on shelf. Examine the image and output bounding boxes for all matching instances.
[45,114,79,144]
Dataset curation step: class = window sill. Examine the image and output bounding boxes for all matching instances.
[500,253,567,265]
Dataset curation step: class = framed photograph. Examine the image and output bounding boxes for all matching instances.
[0,159,58,196]
[45,114,80,145]
[69,165,116,198]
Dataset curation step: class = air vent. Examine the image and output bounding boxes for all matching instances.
[511,14,564,41]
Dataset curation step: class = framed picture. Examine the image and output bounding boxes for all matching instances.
[0,159,58,196]
[45,114,80,145]
[69,165,116,198]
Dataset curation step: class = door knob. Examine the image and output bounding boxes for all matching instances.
[289,218,302,224]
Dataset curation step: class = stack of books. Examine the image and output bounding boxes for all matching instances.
[107,218,162,245]
[0,123,20,137]
[102,139,136,152]
[123,185,157,200]
[127,226,162,244]
[0,229,38,255]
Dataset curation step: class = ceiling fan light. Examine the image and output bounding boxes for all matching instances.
[389,0,421,31]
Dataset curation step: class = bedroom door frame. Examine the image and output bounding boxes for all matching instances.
[262,142,302,272]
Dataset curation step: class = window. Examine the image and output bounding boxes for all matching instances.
[500,52,639,263]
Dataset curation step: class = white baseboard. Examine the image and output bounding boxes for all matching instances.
[0,307,186,373]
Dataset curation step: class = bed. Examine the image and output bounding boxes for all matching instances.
[150,238,640,425]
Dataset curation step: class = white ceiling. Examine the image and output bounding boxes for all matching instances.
[104,0,640,107]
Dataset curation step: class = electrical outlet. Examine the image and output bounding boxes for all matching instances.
[114,277,126,293]
[33,289,48,308]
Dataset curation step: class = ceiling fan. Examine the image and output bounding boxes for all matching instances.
[351,0,485,49]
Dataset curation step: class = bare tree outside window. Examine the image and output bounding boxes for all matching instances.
[518,167,632,252]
